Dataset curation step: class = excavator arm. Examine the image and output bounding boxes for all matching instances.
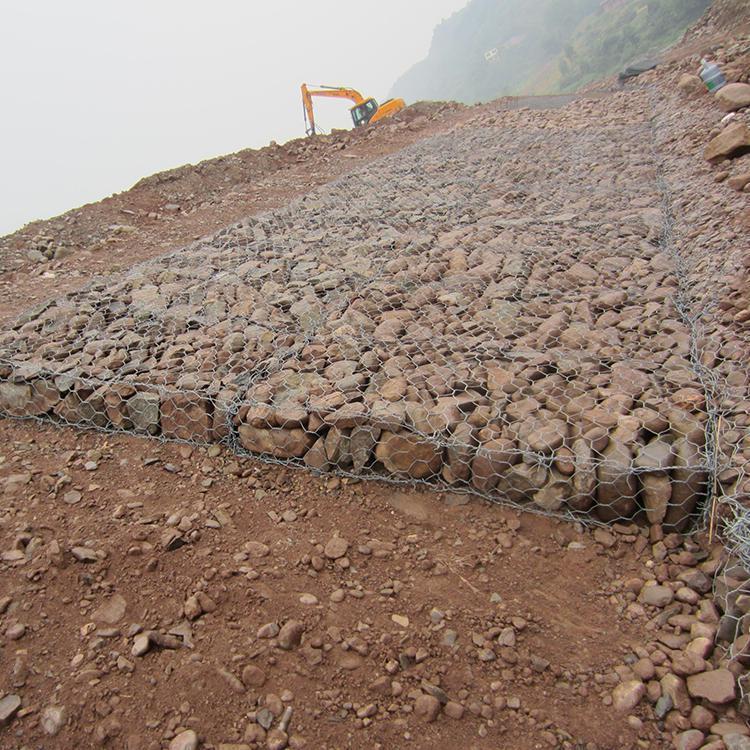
[301,84,366,136]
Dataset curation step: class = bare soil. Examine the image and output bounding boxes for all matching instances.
[1,419,659,750]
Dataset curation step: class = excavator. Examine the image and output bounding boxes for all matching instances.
[301,84,405,136]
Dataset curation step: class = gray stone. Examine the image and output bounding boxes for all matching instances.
[0,694,21,725]
[41,705,67,736]
[127,392,160,434]
[596,440,637,521]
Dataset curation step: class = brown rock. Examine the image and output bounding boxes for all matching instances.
[471,437,517,492]
[266,728,289,750]
[445,421,475,482]
[324,536,349,559]
[278,620,305,650]
[0,694,21,725]
[639,583,674,607]
[634,437,674,524]
[414,693,441,722]
[495,461,548,503]
[569,438,596,512]
[666,438,706,531]
[723,736,750,750]
[533,469,570,511]
[686,669,736,704]
[689,705,715,730]
[728,173,750,191]
[244,725,267,744]
[127,392,160,434]
[303,437,329,472]
[170,730,199,750]
[92,594,127,625]
[375,430,442,479]
[241,664,267,688]
[238,424,314,459]
[674,730,705,750]
[184,594,203,621]
[660,673,692,714]
[40,705,67,736]
[704,123,750,162]
[633,658,655,681]
[677,74,704,98]
[161,394,213,441]
[612,680,645,712]
[381,377,408,402]
[596,440,637,521]
[444,701,464,719]
[672,651,707,677]
[520,418,567,454]
[0,382,34,417]
[710,722,750,738]
[350,425,380,473]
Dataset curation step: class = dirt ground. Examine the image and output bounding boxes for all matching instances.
[1,418,667,750]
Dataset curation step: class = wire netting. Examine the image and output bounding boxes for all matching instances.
[0,86,745,548]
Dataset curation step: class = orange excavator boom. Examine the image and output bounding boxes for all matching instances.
[301,84,366,136]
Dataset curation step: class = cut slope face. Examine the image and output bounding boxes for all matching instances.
[0,86,739,530]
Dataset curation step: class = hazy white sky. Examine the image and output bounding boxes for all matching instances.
[0,0,467,236]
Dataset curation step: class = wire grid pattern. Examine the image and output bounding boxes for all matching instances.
[648,86,750,695]
[0,87,742,544]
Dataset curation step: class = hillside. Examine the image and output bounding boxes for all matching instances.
[391,0,711,102]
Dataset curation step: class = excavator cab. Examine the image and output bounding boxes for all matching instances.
[351,98,379,127]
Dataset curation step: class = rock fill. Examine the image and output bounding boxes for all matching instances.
[1,86,744,530]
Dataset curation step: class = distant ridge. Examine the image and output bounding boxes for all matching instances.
[391,0,712,103]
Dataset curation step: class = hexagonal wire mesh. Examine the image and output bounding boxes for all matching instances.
[0,87,748,670]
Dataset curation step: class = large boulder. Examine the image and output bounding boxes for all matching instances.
[704,123,750,162]
[238,424,314,459]
[375,431,443,479]
[634,437,674,524]
[596,440,638,522]
[677,74,704,98]
[716,82,750,112]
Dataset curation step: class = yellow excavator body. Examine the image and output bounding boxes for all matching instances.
[301,83,405,136]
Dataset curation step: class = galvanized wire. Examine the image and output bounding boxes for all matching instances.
[0,86,740,542]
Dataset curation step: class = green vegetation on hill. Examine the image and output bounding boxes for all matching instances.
[391,0,711,103]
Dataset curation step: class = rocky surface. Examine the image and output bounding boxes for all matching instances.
[1,81,736,529]
[0,7,749,750]
[0,102,464,327]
